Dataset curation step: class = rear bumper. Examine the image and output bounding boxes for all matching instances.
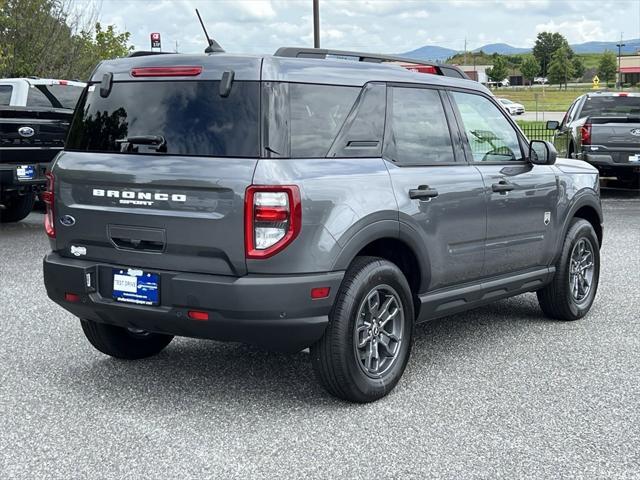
[43,253,344,352]
[0,161,49,192]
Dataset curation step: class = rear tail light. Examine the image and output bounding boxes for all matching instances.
[42,172,55,238]
[130,66,203,77]
[311,287,331,299]
[188,310,209,321]
[245,185,301,259]
[580,123,592,145]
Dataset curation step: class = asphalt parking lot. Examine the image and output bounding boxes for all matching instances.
[1,190,639,479]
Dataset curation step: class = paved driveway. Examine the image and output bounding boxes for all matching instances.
[1,191,638,479]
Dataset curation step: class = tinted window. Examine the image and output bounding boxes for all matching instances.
[0,85,12,105]
[580,96,640,117]
[452,91,522,162]
[264,83,359,158]
[384,87,455,165]
[289,84,359,157]
[27,84,84,109]
[66,81,260,157]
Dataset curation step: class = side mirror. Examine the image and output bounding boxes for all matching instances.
[546,120,560,130]
[529,140,557,165]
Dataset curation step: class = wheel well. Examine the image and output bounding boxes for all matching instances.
[573,206,602,246]
[356,238,421,295]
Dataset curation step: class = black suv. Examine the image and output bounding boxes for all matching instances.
[43,48,603,402]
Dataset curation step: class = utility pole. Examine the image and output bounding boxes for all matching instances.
[313,0,320,48]
[464,37,467,66]
[616,33,626,90]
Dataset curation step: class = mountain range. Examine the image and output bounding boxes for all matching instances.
[402,38,640,62]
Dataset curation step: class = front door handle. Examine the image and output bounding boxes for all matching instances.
[491,180,515,193]
[409,185,439,200]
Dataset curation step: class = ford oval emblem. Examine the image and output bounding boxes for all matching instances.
[630,128,640,137]
[18,126,35,138]
[60,215,76,226]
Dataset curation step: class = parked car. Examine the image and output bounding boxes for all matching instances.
[497,97,525,115]
[534,77,549,85]
[0,78,85,222]
[42,48,603,403]
[486,78,510,87]
[548,91,640,186]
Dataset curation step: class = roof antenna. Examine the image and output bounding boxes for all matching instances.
[196,9,225,54]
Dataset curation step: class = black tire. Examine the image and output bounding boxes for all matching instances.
[310,256,414,403]
[0,193,35,223]
[537,219,600,320]
[80,319,173,360]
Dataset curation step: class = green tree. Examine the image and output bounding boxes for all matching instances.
[532,31,573,76]
[572,56,585,81]
[487,55,509,85]
[547,47,574,89]
[598,50,618,86]
[0,0,132,80]
[520,55,540,86]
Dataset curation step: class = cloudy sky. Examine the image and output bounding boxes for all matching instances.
[97,0,640,55]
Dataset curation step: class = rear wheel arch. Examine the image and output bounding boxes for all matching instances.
[553,194,603,264]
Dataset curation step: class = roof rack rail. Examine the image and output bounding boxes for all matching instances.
[127,51,174,58]
[273,47,469,79]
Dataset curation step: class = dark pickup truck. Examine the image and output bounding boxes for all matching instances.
[0,78,85,222]
[548,91,640,187]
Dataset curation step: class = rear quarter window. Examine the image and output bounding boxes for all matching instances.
[264,83,360,158]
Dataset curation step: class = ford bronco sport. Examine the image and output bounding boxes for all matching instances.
[43,48,603,402]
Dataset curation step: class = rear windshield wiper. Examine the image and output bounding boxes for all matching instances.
[116,135,167,153]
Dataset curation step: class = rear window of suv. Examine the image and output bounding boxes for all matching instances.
[66,81,260,157]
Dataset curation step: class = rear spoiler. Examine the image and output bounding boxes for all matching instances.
[274,47,469,79]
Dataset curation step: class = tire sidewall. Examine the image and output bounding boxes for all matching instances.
[562,221,600,318]
[338,261,414,400]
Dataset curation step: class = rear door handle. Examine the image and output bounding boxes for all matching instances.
[409,185,439,200]
[491,180,515,193]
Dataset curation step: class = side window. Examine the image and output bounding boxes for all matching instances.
[451,91,523,163]
[289,84,359,157]
[384,86,455,165]
[568,97,583,122]
[0,85,12,105]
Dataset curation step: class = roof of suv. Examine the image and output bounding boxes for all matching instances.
[90,51,488,94]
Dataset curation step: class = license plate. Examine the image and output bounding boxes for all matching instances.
[112,268,160,306]
[629,154,640,163]
[16,165,36,180]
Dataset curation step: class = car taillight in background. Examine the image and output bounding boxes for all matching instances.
[580,123,592,146]
[42,172,55,238]
[245,185,301,259]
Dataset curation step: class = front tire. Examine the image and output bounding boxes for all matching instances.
[0,193,35,223]
[80,319,173,360]
[537,219,600,320]
[311,256,414,403]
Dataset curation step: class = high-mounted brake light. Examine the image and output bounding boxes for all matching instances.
[245,185,301,259]
[42,172,55,238]
[400,64,438,75]
[580,123,592,145]
[130,66,203,77]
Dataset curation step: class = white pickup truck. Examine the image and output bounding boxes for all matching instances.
[0,78,85,222]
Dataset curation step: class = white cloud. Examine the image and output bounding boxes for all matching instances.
[535,17,615,43]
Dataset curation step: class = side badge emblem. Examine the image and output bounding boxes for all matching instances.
[60,215,76,226]
[544,212,551,226]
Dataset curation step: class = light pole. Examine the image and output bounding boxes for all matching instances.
[616,35,625,90]
[313,0,320,48]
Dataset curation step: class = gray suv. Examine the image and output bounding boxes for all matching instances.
[43,48,603,402]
